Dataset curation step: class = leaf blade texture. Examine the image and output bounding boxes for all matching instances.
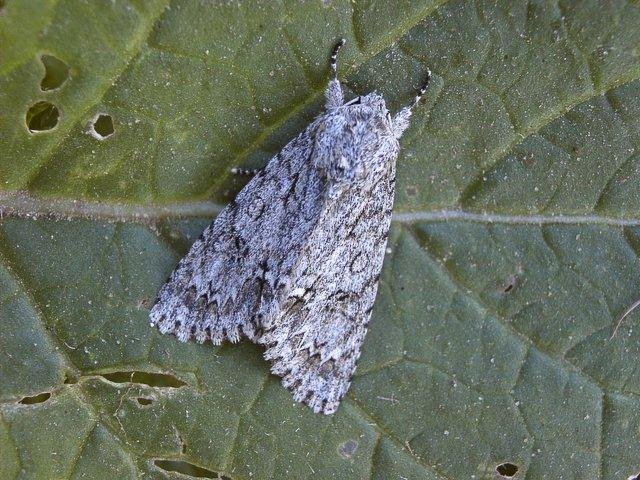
[1,0,640,479]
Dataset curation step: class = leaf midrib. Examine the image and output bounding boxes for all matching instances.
[2,191,640,226]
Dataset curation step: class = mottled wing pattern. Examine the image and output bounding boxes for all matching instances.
[150,125,329,345]
[150,36,425,414]
[260,161,396,414]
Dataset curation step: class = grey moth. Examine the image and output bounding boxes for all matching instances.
[150,39,430,414]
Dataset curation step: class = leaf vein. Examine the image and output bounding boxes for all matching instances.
[406,226,610,394]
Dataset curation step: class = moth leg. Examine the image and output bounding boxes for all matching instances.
[325,38,346,110]
[231,167,261,176]
[392,69,432,138]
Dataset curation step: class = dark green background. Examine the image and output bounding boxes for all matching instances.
[1,0,640,478]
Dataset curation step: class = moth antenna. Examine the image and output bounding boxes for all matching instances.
[391,69,432,138]
[410,68,432,109]
[325,38,346,110]
[330,38,346,80]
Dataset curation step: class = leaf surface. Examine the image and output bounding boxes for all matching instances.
[1,1,640,479]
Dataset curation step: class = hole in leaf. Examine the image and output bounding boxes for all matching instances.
[137,397,153,406]
[501,274,518,293]
[100,371,187,388]
[26,101,59,132]
[338,439,358,458]
[496,462,519,477]
[88,113,114,140]
[19,392,51,405]
[153,460,231,479]
[40,54,69,90]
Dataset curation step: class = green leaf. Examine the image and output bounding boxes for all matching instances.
[1,0,640,479]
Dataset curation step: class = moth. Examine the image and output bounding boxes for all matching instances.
[150,39,430,414]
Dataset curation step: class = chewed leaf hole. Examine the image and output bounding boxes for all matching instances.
[26,101,59,132]
[40,54,69,90]
[100,371,187,388]
[137,397,153,405]
[19,392,51,405]
[501,275,518,293]
[153,460,232,479]
[88,113,114,140]
[496,462,519,477]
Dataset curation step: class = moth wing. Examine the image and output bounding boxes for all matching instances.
[149,127,327,345]
[259,163,396,414]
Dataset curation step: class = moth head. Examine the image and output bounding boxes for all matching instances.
[314,93,398,192]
